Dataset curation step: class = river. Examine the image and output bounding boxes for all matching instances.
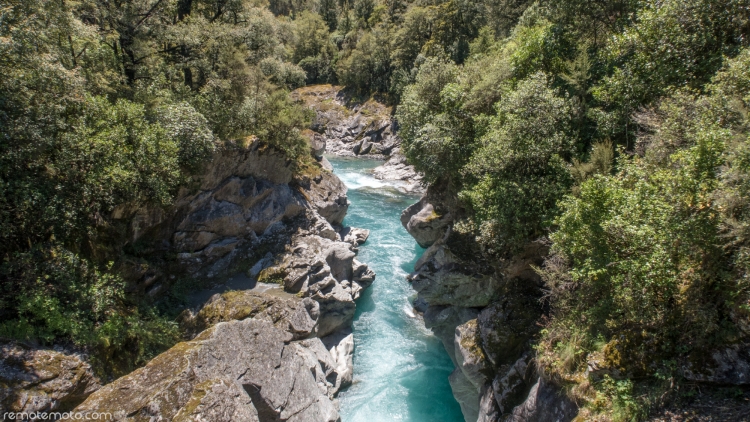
[328,156,463,422]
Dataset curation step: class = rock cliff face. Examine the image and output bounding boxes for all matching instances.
[73,291,351,421]
[3,136,374,421]
[0,343,101,414]
[402,185,576,422]
[406,182,750,422]
[112,139,353,292]
[86,140,372,420]
[292,85,399,159]
[293,85,423,193]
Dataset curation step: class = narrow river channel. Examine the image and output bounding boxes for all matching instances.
[328,156,463,422]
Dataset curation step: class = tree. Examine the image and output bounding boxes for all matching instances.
[461,72,577,253]
[319,0,339,30]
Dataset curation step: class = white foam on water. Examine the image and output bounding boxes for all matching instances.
[329,156,463,422]
[338,172,390,190]
[404,304,416,318]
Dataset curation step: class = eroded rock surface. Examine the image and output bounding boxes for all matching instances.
[0,343,101,414]
[293,85,423,192]
[372,150,423,193]
[73,318,341,422]
[180,289,320,340]
[262,219,376,337]
[401,198,452,248]
[402,188,574,421]
[293,85,399,159]
[322,329,355,390]
[455,320,489,392]
[64,136,375,422]
[409,238,500,308]
[108,138,358,295]
[509,378,577,422]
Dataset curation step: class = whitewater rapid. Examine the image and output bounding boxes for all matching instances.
[331,156,463,422]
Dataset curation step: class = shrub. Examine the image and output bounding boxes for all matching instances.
[461,72,577,253]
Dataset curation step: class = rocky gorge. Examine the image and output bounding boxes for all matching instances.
[1,129,376,420]
[400,178,750,422]
[400,185,578,422]
[297,85,581,422]
[8,84,747,422]
[0,84,580,422]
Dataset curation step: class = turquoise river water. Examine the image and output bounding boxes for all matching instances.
[328,156,463,422]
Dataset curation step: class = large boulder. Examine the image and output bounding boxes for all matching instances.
[400,198,451,248]
[310,280,358,337]
[326,242,356,282]
[680,344,750,385]
[0,343,101,414]
[409,242,500,308]
[181,289,320,340]
[72,318,341,422]
[304,171,350,226]
[423,306,480,365]
[509,378,577,422]
[477,294,541,368]
[339,227,370,248]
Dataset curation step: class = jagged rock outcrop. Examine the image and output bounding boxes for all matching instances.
[73,317,341,422]
[409,235,499,308]
[0,342,101,414]
[0,122,376,421]
[456,320,490,392]
[339,227,370,249]
[492,354,535,417]
[71,288,361,421]
[62,137,373,421]
[293,85,399,159]
[259,217,376,337]
[403,187,576,421]
[372,149,423,193]
[301,170,350,226]
[401,198,452,248]
[423,306,480,365]
[293,85,423,193]
[322,329,355,389]
[109,139,356,295]
[508,378,578,422]
[477,293,541,369]
[189,289,357,393]
[451,320,490,422]
[179,289,320,340]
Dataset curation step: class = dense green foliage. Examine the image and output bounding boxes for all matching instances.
[0,0,313,376]
[386,0,750,419]
[539,58,750,418]
[4,0,750,416]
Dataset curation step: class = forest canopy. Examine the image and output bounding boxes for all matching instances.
[2,1,750,418]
